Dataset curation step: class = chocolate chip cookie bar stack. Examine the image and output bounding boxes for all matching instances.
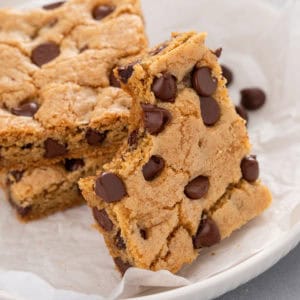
[79,32,272,275]
[0,0,147,220]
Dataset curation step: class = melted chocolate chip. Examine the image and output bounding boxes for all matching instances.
[16,205,32,217]
[21,143,33,150]
[43,1,65,10]
[86,129,107,146]
[151,73,177,102]
[115,231,126,250]
[118,64,134,84]
[235,105,248,124]
[11,102,39,117]
[95,172,127,203]
[193,216,221,248]
[92,207,113,232]
[128,129,139,148]
[92,5,115,20]
[221,65,233,86]
[8,196,32,217]
[192,67,217,97]
[10,170,24,183]
[31,42,60,67]
[114,257,132,276]
[141,103,171,135]
[79,45,89,53]
[64,159,85,172]
[240,88,266,110]
[109,69,121,88]
[214,47,223,58]
[44,138,67,158]
[140,229,147,240]
[200,97,221,126]
[241,155,259,182]
[142,155,165,181]
[184,176,209,199]
[149,44,167,56]
[16,206,32,217]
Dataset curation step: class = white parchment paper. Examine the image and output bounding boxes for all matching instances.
[0,0,299,299]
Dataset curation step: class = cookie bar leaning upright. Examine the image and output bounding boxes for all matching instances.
[79,32,272,275]
[0,0,147,170]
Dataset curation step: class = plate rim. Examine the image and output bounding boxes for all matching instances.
[129,222,300,300]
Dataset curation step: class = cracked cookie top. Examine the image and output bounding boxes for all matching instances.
[0,0,146,129]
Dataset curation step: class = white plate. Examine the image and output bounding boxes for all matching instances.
[0,0,299,299]
[132,223,300,300]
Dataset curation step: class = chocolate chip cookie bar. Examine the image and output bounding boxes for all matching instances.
[0,152,117,221]
[79,32,272,275]
[0,0,147,169]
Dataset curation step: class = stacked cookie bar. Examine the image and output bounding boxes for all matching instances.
[79,32,272,274]
[0,0,147,220]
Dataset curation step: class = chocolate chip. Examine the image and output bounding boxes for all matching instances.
[79,45,89,53]
[118,64,134,84]
[200,97,221,126]
[235,105,248,124]
[31,42,60,67]
[21,143,33,150]
[240,88,266,110]
[92,5,115,20]
[128,129,139,148]
[7,170,24,186]
[95,172,127,203]
[10,170,24,183]
[241,155,259,182]
[43,1,65,10]
[221,65,233,86]
[115,231,126,250]
[114,257,132,276]
[86,129,107,146]
[11,102,39,117]
[109,69,121,88]
[193,216,221,248]
[92,207,113,232]
[184,176,209,199]
[149,44,167,56]
[214,47,222,58]
[140,229,147,240]
[64,159,85,172]
[192,67,217,97]
[141,104,171,135]
[142,155,165,181]
[152,73,177,102]
[16,205,32,217]
[44,138,67,158]
[8,196,32,218]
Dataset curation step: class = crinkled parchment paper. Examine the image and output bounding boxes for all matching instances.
[0,0,299,299]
